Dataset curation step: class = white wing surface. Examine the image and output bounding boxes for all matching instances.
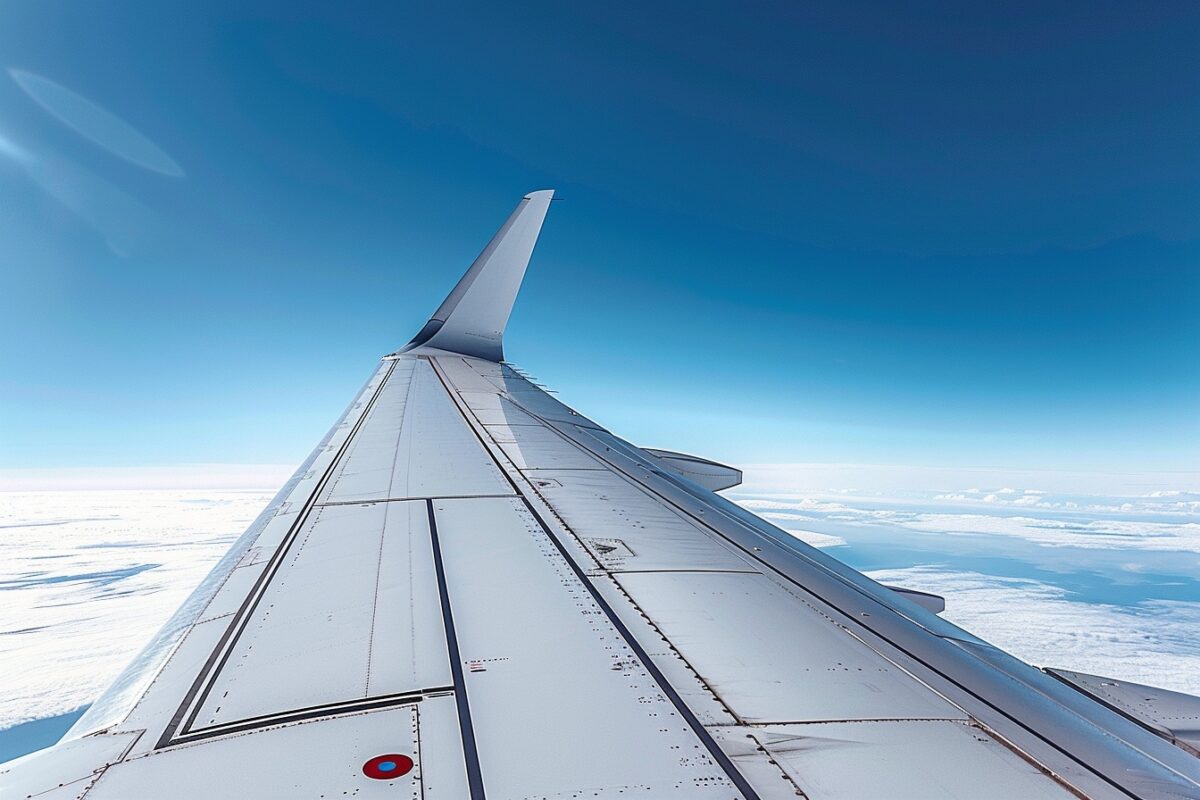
[3,192,1199,800]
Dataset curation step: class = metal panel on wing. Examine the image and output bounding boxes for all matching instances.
[319,359,512,503]
[431,495,745,799]
[191,500,451,728]
[617,570,966,723]
[86,700,468,799]
[527,467,758,572]
[712,720,1076,799]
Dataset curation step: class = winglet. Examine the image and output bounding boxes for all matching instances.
[400,189,554,361]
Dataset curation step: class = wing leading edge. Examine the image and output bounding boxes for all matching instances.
[2,191,1199,800]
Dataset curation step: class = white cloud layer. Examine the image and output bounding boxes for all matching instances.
[1,461,1197,736]
[737,496,1200,553]
[865,565,1200,695]
[0,464,294,492]
[0,491,268,729]
[738,463,1200,498]
[898,513,1200,551]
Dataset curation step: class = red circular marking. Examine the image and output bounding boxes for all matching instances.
[363,754,414,780]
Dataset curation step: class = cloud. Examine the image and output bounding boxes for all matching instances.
[0,464,295,491]
[3,471,1196,735]
[735,471,1200,700]
[897,514,1200,552]
[738,497,851,514]
[738,463,1199,498]
[0,490,268,729]
[745,492,1200,552]
[763,523,845,548]
[865,565,1200,695]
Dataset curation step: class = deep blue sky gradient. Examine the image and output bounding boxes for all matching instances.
[1,2,1197,472]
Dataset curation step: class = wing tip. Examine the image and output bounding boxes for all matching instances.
[398,189,555,361]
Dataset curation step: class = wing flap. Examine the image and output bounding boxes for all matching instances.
[616,570,965,723]
[431,496,742,798]
[1049,668,1200,754]
[712,720,1077,800]
[189,500,451,730]
[84,704,447,798]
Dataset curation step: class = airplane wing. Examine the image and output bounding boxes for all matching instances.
[4,190,1199,799]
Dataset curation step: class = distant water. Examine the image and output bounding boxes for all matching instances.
[730,470,1200,695]
[0,708,86,763]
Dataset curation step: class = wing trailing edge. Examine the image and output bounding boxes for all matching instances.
[400,189,554,361]
[1047,668,1200,755]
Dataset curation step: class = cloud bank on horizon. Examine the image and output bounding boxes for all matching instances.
[1,462,1197,736]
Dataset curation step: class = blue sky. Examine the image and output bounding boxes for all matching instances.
[0,2,1197,474]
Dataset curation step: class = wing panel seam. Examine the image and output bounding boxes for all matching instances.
[426,356,762,800]
[155,360,398,749]
[505,402,1152,798]
[425,498,487,800]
